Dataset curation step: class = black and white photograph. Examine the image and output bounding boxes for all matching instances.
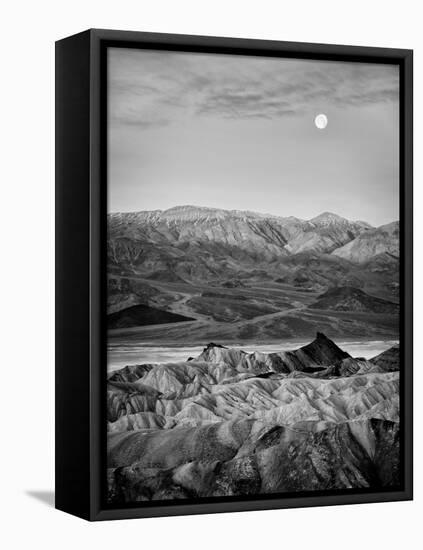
[106,47,401,504]
[1,0,419,542]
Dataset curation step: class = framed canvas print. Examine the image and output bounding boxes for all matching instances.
[55,29,413,521]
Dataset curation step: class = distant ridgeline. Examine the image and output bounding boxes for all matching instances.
[107,205,399,282]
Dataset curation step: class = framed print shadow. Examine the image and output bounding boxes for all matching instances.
[55,29,413,521]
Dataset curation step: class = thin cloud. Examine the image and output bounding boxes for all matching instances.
[108,48,399,129]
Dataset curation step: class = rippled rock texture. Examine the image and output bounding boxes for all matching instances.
[107,334,400,504]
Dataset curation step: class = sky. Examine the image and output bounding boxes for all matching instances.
[107,47,399,226]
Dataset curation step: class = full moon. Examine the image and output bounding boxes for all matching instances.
[315,113,328,129]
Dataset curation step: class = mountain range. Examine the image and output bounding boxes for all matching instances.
[108,205,392,264]
[108,206,398,280]
[107,205,399,341]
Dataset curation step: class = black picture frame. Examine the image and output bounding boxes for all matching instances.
[55,28,413,521]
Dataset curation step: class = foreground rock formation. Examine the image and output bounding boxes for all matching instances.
[107,334,400,503]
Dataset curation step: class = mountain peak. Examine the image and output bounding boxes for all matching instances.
[161,205,228,222]
[299,332,351,365]
[310,212,345,224]
[165,205,211,213]
[316,331,331,340]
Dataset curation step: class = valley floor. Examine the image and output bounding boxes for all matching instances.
[108,276,399,344]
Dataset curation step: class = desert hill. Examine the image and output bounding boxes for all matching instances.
[107,334,400,503]
[310,286,399,314]
[107,303,194,329]
[371,344,400,372]
[332,221,399,263]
